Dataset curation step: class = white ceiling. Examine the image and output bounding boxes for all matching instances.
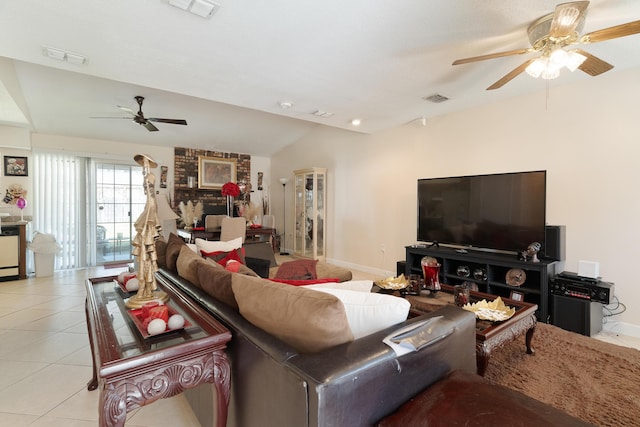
[0,0,639,156]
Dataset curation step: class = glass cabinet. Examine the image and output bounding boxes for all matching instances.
[293,167,326,261]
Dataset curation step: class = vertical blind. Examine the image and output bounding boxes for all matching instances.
[32,152,88,270]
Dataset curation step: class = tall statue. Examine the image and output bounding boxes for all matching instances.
[126,154,168,308]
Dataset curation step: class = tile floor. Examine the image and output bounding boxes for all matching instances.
[0,264,637,426]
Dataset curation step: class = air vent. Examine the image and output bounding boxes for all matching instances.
[423,93,450,103]
[312,110,334,118]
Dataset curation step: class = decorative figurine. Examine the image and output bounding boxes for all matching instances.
[521,242,542,263]
[126,154,168,309]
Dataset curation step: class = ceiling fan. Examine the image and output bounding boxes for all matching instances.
[93,96,188,132]
[452,1,640,90]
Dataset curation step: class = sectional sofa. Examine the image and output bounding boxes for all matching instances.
[155,233,477,426]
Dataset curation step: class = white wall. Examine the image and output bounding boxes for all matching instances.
[271,68,640,330]
[0,127,33,216]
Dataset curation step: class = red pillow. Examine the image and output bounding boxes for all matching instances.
[274,259,319,280]
[201,248,246,266]
[269,278,340,287]
[225,260,242,273]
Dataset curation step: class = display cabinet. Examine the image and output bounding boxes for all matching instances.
[293,167,326,261]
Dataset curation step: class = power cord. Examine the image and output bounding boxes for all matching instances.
[602,295,626,322]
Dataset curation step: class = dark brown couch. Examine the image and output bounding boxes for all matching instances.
[156,233,477,426]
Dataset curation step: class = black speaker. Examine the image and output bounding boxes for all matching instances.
[543,225,565,261]
[551,294,603,336]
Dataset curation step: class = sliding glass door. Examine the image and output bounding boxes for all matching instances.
[95,163,144,265]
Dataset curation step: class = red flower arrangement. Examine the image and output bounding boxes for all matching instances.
[221,182,241,197]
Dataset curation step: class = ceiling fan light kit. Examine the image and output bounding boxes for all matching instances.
[451,1,640,90]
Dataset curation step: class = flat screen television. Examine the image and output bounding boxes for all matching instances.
[417,171,546,254]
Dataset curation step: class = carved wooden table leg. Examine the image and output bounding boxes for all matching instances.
[525,317,536,355]
[213,350,231,427]
[476,343,490,377]
[85,298,99,391]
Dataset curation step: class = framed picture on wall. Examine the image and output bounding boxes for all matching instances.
[198,156,237,189]
[4,156,28,176]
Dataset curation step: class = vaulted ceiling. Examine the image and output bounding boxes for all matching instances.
[0,0,638,156]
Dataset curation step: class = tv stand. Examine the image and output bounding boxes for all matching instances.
[428,241,440,248]
[405,245,557,322]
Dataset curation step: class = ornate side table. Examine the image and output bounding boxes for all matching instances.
[84,273,231,427]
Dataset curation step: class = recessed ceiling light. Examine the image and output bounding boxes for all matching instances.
[351,118,361,126]
[279,101,293,109]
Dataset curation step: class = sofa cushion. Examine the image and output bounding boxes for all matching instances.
[306,280,374,293]
[202,248,246,266]
[196,260,238,309]
[310,288,410,339]
[232,274,354,353]
[155,238,167,269]
[274,259,318,280]
[270,278,341,286]
[195,237,243,255]
[176,245,208,286]
[166,233,187,272]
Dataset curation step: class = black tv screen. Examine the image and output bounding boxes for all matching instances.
[417,171,546,254]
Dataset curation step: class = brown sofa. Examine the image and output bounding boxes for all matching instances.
[156,233,477,426]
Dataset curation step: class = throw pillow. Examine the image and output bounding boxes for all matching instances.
[305,280,374,293]
[232,274,354,353]
[176,246,208,286]
[309,288,410,339]
[165,233,187,272]
[270,278,341,286]
[195,237,243,255]
[196,260,238,309]
[274,259,319,280]
[201,248,246,266]
[155,238,167,269]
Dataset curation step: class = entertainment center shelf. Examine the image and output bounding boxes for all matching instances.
[405,245,557,322]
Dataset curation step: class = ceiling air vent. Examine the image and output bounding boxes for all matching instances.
[423,94,450,103]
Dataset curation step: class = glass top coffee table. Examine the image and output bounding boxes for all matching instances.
[406,284,537,376]
[84,272,231,427]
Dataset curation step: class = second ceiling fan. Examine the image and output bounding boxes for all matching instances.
[452,1,640,90]
[96,96,188,132]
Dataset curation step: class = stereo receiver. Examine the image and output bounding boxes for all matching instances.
[550,272,614,304]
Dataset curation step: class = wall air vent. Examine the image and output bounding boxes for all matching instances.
[423,94,450,103]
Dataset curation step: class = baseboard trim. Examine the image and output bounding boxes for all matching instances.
[325,257,394,279]
[602,320,640,339]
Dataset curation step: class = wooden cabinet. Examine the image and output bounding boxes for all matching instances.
[405,245,557,322]
[293,167,326,261]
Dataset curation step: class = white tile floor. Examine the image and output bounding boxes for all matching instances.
[0,265,637,426]
[0,267,202,427]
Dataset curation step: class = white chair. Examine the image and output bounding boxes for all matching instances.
[205,214,226,232]
[220,216,247,243]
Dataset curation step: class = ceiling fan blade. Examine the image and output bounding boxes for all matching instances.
[452,48,533,65]
[486,58,537,90]
[90,116,132,119]
[142,121,159,132]
[580,20,640,43]
[148,118,188,125]
[117,105,137,116]
[549,1,590,39]
[573,49,614,76]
